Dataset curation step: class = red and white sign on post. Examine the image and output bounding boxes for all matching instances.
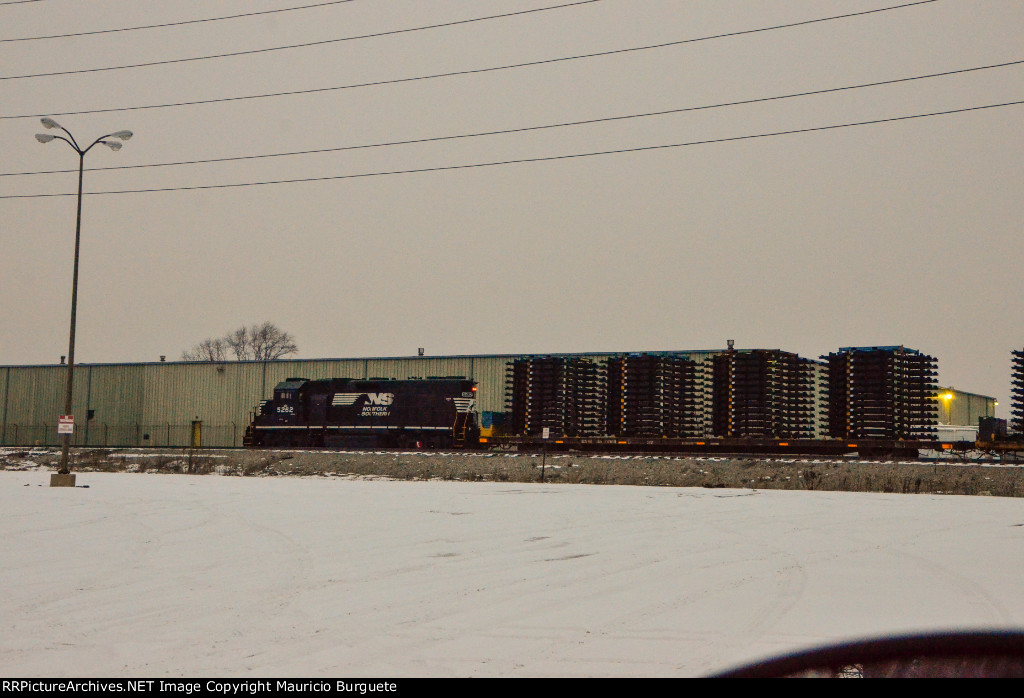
[57,415,74,434]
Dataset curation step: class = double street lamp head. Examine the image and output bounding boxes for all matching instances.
[35,117,133,154]
[99,131,134,151]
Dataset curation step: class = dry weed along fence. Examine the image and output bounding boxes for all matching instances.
[2,449,1019,497]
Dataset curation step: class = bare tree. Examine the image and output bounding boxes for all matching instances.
[182,322,297,362]
[249,321,299,360]
[225,322,298,361]
[181,337,229,362]
[223,326,251,360]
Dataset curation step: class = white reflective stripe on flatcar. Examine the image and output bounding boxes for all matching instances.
[254,425,449,430]
[253,425,312,429]
[326,425,451,430]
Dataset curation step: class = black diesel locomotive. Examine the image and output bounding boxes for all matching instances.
[245,377,480,448]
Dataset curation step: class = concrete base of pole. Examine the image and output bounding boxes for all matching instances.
[50,473,76,487]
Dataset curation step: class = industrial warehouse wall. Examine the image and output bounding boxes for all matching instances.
[935,387,997,427]
[2,352,720,448]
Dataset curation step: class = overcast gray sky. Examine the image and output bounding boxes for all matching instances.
[1,0,1022,415]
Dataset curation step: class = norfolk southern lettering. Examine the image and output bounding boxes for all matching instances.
[360,392,394,416]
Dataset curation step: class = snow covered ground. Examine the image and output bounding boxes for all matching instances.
[2,471,1022,677]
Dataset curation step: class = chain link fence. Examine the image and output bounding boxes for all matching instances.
[0,423,243,449]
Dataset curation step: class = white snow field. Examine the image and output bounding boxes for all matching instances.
[2,471,1022,677]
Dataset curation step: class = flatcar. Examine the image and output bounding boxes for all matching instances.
[245,377,479,449]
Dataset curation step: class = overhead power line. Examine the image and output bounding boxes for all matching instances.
[3,99,1019,199]
[0,1,358,42]
[4,58,1020,179]
[3,0,939,119]
[1,1,601,78]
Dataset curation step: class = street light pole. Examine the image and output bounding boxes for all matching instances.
[36,118,132,486]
